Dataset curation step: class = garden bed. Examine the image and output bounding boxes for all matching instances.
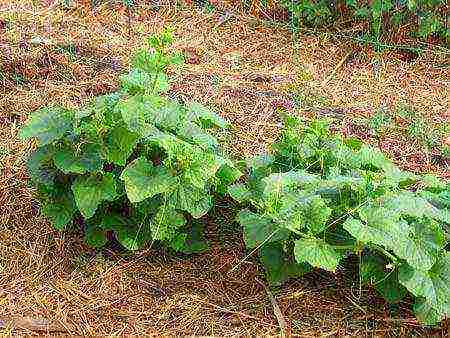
[0,1,448,335]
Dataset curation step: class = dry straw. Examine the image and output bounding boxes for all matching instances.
[0,0,448,335]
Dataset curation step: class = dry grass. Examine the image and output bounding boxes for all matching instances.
[0,0,449,336]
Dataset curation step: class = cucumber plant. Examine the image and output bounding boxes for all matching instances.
[20,29,241,252]
[230,115,449,326]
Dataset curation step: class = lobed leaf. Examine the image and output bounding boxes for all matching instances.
[237,209,289,248]
[260,243,312,285]
[41,191,76,230]
[151,206,186,241]
[398,252,450,317]
[53,142,103,174]
[72,173,118,219]
[294,237,342,272]
[105,126,139,166]
[120,157,176,203]
[19,107,73,146]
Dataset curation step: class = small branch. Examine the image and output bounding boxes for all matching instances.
[256,278,288,338]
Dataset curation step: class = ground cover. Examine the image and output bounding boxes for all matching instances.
[0,0,448,335]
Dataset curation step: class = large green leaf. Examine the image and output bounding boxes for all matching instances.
[121,68,152,93]
[273,193,331,234]
[41,191,76,230]
[383,165,418,187]
[357,145,392,170]
[105,126,139,166]
[76,92,122,124]
[115,95,161,137]
[399,252,450,317]
[19,107,73,145]
[53,142,103,174]
[168,184,213,218]
[383,192,443,220]
[238,209,289,249]
[260,243,312,285]
[120,157,176,203]
[148,133,223,189]
[115,224,151,251]
[27,146,57,187]
[151,206,186,241]
[178,220,209,254]
[215,163,242,196]
[178,122,219,150]
[262,171,320,198]
[360,254,407,303]
[149,99,186,131]
[294,238,341,272]
[413,298,445,326]
[72,173,117,219]
[99,213,128,230]
[84,225,108,248]
[228,183,253,203]
[187,102,228,129]
[344,206,444,271]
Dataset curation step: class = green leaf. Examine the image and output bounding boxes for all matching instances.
[228,183,253,203]
[72,173,117,219]
[407,0,416,11]
[238,209,289,249]
[84,225,108,248]
[105,126,139,166]
[344,209,443,271]
[294,238,341,272]
[260,243,312,285]
[149,133,223,189]
[120,157,176,203]
[383,192,444,221]
[119,68,153,95]
[421,174,446,192]
[357,145,392,170]
[399,252,450,317]
[262,171,320,197]
[53,142,103,174]
[115,95,161,137]
[360,254,407,303]
[178,122,219,149]
[264,191,331,234]
[99,213,128,230]
[151,206,186,241]
[27,146,57,187]
[187,102,228,129]
[178,220,210,254]
[41,191,76,230]
[76,92,122,124]
[152,72,169,93]
[383,166,418,187]
[19,107,73,145]
[215,163,242,196]
[149,99,185,131]
[115,224,151,251]
[168,184,213,218]
[413,298,445,326]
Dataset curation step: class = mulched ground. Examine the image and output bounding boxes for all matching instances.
[0,0,448,335]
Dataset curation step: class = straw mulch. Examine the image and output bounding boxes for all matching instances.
[0,0,448,335]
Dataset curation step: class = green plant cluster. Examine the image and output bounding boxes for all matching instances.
[281,0,449,44]
[19,30,449,327]
[19,29,241,252]
[229,115,449,326]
